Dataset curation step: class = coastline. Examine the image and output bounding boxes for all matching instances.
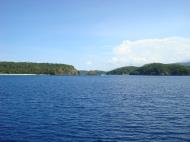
[0,74,38,76]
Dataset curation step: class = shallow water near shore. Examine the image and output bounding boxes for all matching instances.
[0,75,190,142]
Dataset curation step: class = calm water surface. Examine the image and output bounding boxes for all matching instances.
[0,76,190,142]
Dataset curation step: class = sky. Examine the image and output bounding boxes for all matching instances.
[0,0,190,70]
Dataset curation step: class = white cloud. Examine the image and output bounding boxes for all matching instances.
[112,37,190,66]
[86,61,92,65]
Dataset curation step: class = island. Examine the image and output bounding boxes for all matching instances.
[107,63,190,76]
[79,70,106,76]
[0,62,78,75]
[107,66,137,75]
[1,62,190,76]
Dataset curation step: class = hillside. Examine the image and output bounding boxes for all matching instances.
[131,63,190,75]
[106,66,137,75]
[0,62,78,75]
[177,62,190,66]
[79,70,105,76]
[107,63,190,76]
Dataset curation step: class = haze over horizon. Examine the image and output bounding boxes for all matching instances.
[1,0,190,70]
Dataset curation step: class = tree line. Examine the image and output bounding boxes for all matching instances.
[0,62,78,75]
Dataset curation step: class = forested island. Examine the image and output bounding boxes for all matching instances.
[0,62,78,75]
[79,70,106,76]
[107,66,138,75]
[107,63,190,76]
[1,62,190,76]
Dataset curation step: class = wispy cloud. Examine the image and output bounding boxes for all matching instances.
[111,37,190,66]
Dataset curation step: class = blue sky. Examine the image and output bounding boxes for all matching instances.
[0,0,190,70]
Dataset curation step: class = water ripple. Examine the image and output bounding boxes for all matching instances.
[0,76,190,142]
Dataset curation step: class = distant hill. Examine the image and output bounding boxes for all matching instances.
[130,63,190,75]
[0,62,78,75]
[107,63,190,76]
[177,62,190,66]
[106,66,137,75]
[79,70,106,76]
[2,61,190,76]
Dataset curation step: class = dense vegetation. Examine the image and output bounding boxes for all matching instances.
[131,63,190,75]
[107,66,137,75]
[107,63,190,76]
[0,62,78,75]
[79,70,105,76]
[1,62,190,76]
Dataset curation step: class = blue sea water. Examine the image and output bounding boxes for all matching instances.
[0,75,190,142]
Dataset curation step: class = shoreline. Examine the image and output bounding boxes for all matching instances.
[0,74,38,76]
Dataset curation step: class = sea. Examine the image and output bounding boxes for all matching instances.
[0,75,190,142]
